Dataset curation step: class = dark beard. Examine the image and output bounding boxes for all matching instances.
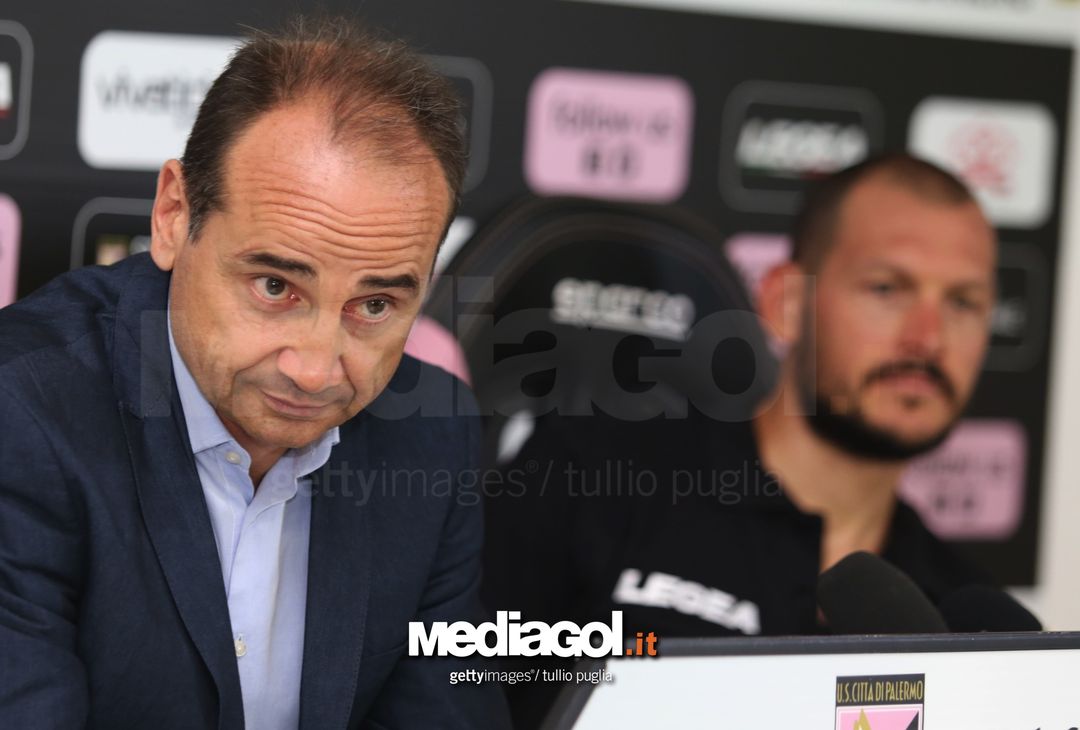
[791,301,960,462]
[799,390,954,461]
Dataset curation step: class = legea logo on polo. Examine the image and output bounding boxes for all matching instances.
[909,97,1056,228]
[720,81,883,213]
[0,21,32,159]
[613,568,761,635]
[78,31,238,170]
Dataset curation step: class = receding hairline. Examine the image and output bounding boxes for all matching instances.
[188,95,454,240]
[813,169,996,278]
[839,167,985,222]
[791,154,987,272]
[857,163,975,205]
[178,14,466,245]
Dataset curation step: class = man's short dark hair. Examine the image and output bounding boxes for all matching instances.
[181,15,466,240]
[791,153,978,272]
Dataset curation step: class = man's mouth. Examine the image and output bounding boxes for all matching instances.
[866,362,955,403]
[262,392,331,418]
[877,372,944,397]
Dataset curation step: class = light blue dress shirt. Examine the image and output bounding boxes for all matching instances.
[168,318,339,730]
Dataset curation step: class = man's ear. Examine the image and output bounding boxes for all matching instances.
[150,159,189,272]
[758,261,807,346]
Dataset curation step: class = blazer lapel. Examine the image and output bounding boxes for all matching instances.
[112,257,245,729]
[299,414,373,730]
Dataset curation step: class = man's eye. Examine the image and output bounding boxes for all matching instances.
[868,282,897,296]
[359,298,390,320]
[950,295,982,312]
[255,276,290,301]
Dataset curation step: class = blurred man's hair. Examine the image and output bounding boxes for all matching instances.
[791,153,978,272]
[181,15,466,240]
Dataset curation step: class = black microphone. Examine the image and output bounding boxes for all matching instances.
[817,551,948,634]
[939,584,1042,632]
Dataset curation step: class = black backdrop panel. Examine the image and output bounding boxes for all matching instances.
[0,0,1070,585]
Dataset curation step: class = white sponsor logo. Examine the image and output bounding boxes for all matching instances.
[992,299,1026,338]
[408,610,624,657]
[0,20,33,160]
[0,62,11,116]
[78,31,238,170]
[551,277,696,341]
[721,81,882,213]
[908,97,1056,228]
[613,568,761,635]
[985,242,1049,373]
[432,216,475,278]
[735,117,869,178]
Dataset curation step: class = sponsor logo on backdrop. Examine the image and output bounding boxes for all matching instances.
[78,31,237,170]
[0,21,32,159]
[986,242,1050,373]
[432,217,476,278]
[720,81,883,213]
[426,56,492,192]
[900,419,1026,540]
[0,62,10,117]
[69,197,153,270]
[723,233,791,300]
[551,277,696,341]
[836,674,925,730]
[0,194,21,307]
[909,97,1056,228]
[524,68,694,202]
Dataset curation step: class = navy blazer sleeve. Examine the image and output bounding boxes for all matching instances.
[0,380,89,727]
[361,397,512,729]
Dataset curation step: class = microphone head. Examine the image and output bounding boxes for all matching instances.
[817,551,948,634]
[939,584,1042,633]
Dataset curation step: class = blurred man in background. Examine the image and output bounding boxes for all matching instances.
[756,152,996,577]
[484,153,1016,727]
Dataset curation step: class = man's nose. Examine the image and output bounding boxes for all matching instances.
[899,296,945,358]
[276,313,346,394]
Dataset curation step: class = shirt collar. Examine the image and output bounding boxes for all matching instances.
[166,308,341,462]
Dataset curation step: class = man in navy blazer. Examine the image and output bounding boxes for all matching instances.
[0,17,509,729]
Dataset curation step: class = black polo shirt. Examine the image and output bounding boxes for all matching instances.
[481,410,990,727]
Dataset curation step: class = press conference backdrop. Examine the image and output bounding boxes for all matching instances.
[0,1,1075,603]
